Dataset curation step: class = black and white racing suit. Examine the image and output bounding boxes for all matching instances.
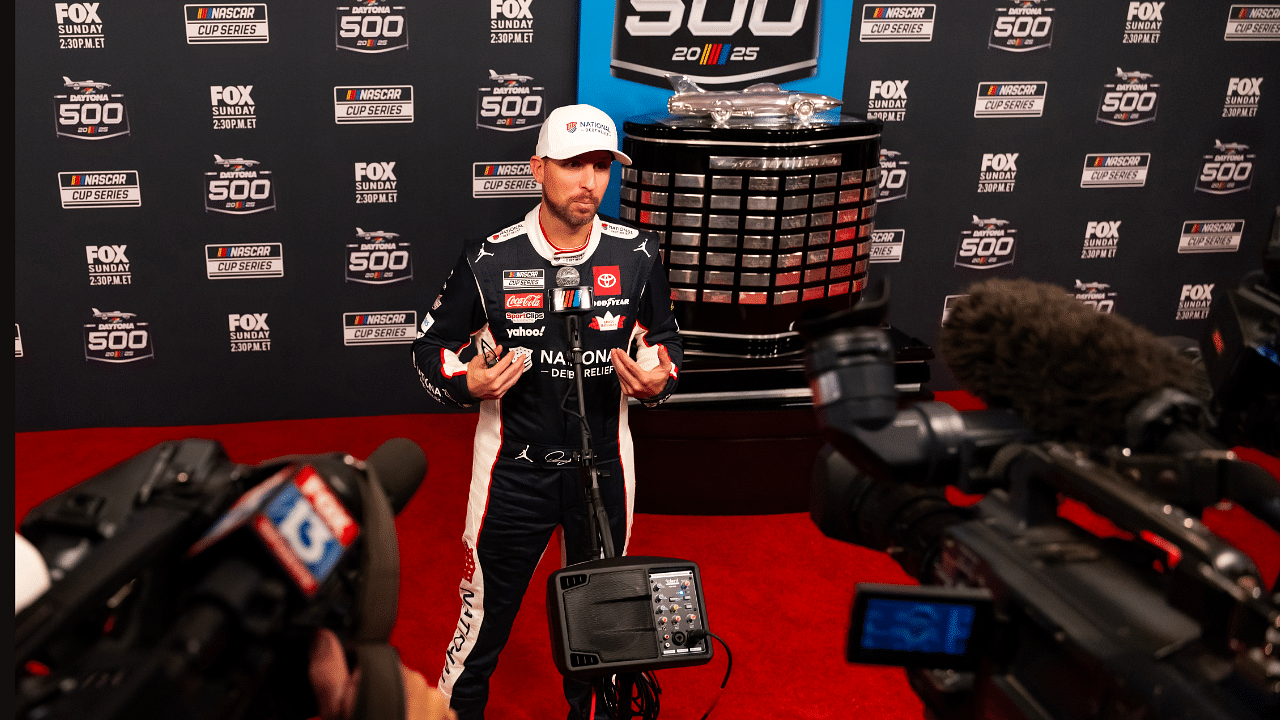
[411,205,682,719]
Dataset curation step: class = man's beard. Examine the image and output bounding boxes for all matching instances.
[544,192,599,229]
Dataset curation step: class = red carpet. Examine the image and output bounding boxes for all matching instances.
[15,399,1280,719]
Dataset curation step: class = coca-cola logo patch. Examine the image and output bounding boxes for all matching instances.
[505,292,543,309]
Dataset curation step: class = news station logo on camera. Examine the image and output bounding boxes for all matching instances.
[343,311,416,346]
[86,244,131,285]
[1178,220,1244,254]
[1195,141,1255,195]
[55,77,129,140]
[205,243,284,279]
[1122,2,1164,43]
[1072,279,1117,314]
[356,161,397,203]
[956,216,1017,270]
[336,1,407,53]
[973,82,1046,118]
[1096,68,1160,126]
[612,0,821,89]
[228,312,270,352]
[1081,221,1120,259]
[1176,283,1214,321]
[867,80,909,122]
[334,85,414,124]
[1080,153,1149,188]
[989,1,1055,52]
[346,228,412,284]
[1223,77,1263,117]
[870,228,905,263]
[255,467,357,595]
[83,307,153,363]
[204,155,275,214]
[210,84,256,130]
[877,149,909,203]
[860,4,936,42]
[55,3,105,49]
[58,171,141,209]
[477,70,544,132]
[183,4,269,44]
[473,161,541,198]
[490,0,533,43]
[1224,5,1280,40]
[977,153,1017,193]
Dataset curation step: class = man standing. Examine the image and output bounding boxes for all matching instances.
[412,104,682,719]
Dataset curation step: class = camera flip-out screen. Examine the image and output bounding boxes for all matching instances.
[847,583,995,670]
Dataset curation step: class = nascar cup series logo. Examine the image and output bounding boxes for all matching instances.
[490,0,533,43]
[989,1,1054,52]
[477,70,544,131]
[336,1,407,53]
[55,2,104,49]
[1176,284,1214,321]
[86,244,131,285]
[1097,68,1160,126]
[205,155,275,214]
[502,269,545,290]
[1223,77,1263,117]
[1080,153,1150,188]
[473,161,541,198]
[184,4,269,43]
[977,153,1017,193]
[55,77,129,140]
[866,80,908,122]
[59,171,140,208]
[956,216,1017,269]
[877,149,909,203]
[1073,280,1117,314]
[228,313,270,352]
[612,0,820,89]
[869,228,904,263]
[1178,220,1245,254]
[335,86,414,124]
[211,85,256,130]
[1123,2,1163,43]
[84,308,152,363]
[343,311,417,345]
[1225,5,1280,40]
[974,82,1047,118]
[346,229,412,284]
[355,162,397,203]
[1195,141,1255,195]
[206,243,284,278]
[1081,221,1120,259]
[861,4,936,42]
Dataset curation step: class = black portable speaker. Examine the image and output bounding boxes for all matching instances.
[547,556,713,679]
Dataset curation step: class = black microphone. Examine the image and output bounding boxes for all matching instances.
[939,278,1206,447]
[364,438,427,515]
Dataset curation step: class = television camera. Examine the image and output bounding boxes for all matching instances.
[800,276,1279,720]
[14,437,426,720]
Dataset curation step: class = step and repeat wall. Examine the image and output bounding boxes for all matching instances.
[16,2,1279,430]
[580,1,1277,383]
[15,1,578,431]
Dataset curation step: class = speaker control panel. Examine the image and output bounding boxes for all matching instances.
[649,569,707,657]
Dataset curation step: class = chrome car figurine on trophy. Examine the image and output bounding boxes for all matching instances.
[665,75,842,126]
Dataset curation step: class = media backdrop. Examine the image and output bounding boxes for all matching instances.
[16,2,1279,431]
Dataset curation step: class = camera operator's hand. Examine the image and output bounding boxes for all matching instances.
[465,345,525,401]
[611,346,672,400]
[309,629,456,720]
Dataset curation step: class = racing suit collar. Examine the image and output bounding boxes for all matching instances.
[524,204,601,267]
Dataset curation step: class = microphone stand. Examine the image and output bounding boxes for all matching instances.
[565,313,617,561]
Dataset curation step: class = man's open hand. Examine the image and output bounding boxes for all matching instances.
[466,345,525,400]
[611,345,672,400]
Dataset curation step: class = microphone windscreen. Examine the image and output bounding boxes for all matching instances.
[365,438,427,515]
[940,279,1205,445]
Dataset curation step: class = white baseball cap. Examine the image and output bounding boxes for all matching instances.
[536,104,632,166]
